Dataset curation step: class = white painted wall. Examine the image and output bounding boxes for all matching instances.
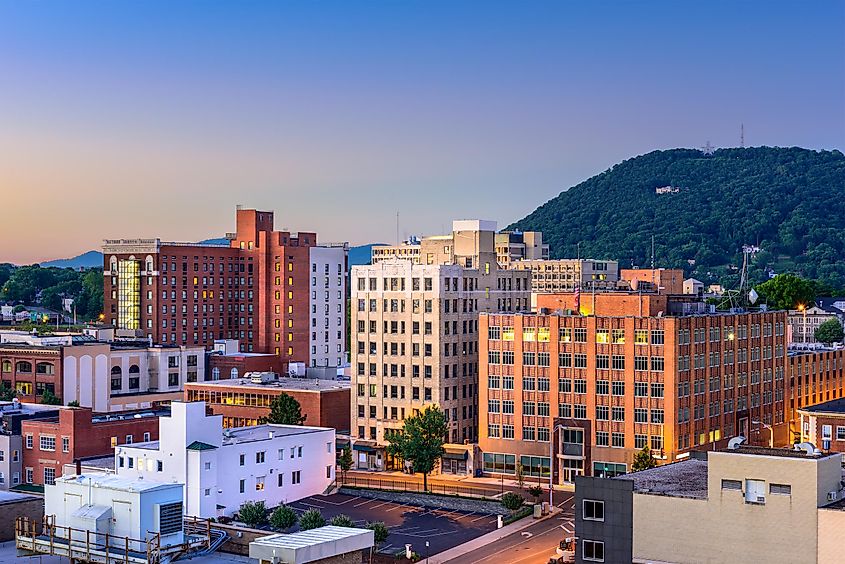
[115,401,336,518]
[309,245,348,369]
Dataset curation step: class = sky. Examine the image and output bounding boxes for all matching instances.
[1,1,843,264]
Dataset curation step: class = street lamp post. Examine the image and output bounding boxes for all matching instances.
[752,419,774,448]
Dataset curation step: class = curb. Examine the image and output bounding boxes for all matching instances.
[429,507,561,563]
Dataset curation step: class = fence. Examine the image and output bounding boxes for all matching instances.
[340,475,500,499]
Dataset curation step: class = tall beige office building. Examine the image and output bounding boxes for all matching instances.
[351,221,531,453]
[509,258,619,294]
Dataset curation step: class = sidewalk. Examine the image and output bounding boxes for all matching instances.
[428,507,560,563]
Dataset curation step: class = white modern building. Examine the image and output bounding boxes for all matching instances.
[309,244,349,369]
[115,401,336,518]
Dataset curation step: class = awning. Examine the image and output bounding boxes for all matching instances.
[443,447,469,461]
[353,444,376,453]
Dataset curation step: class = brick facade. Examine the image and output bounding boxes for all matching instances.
[0,345,62,403]
[184,380,350,432]
[20,407,161,486]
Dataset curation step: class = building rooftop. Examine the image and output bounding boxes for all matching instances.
[798,397,845,415]
[616,459,709,499]
[222,424,330,445]
[56,472,178,493]
[188,377,350,392]
[249,526,374,563]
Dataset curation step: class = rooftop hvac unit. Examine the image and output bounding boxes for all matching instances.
[828,491,838,502]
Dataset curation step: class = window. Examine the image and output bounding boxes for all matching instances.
[583,500,604,521]
[44,467,56,486]
[583,540,604,562]
[256,451,265,464]
[326,465,332,479]
[239,454,245,466]
[255,476,265,491]
[239,479,245,493]
[39,436,56,451]
[770,483,791,496]
[292,471,301,484]
[837,427,845,441]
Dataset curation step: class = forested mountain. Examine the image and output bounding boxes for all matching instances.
[509,147,845,289]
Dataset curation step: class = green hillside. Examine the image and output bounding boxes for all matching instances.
[509,147,845,289]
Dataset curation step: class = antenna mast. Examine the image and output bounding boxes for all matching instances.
[396,211,400,245]
[740,123,745,148]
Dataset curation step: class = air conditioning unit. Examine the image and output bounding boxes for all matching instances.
[828,491,837,502]
[756,496,766,503]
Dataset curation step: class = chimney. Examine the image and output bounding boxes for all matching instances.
[75,459,82,476]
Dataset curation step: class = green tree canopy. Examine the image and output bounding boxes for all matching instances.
[384,405,447,491]
[329,514,355,528]
[237,501,267,528]
[298,508,326,531]
[755,274,817,311]
[260,393,306,425]
[0,265,103,321]
[365,522,389,546]
[338,446,353,482]
[815,319,845,346]
[269,505,297,530]
[40,389,62,405]
[632,445,658,472]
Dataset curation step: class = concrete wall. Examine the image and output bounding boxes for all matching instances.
[632,452,840,564]
[817,507,845,564]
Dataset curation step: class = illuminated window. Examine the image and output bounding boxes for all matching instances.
[596,330,609,344]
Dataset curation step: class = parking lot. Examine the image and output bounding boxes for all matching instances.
[288,492,500,555]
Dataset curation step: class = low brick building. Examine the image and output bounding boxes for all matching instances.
[20,407,164,487]
[207,350,285,381]
[185,377,350,432]
[0,344,62,403]
[797,397,845,453]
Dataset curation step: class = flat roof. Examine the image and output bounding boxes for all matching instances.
[189,377,350,392]
[616,459,709,499]
[799,397,845,415]
[57,472,179,493]
[0,490,39,504]
[250,526,373,562]
[222,424,331,445]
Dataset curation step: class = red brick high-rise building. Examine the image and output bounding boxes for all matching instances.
[103,208,321,365]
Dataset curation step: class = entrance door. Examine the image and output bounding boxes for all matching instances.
[561,459,584,483]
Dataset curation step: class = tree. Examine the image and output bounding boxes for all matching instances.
[269,505,298,531]
[0,382,16,402]
[515,462,525,488]
[815,319,845,346]
[237,501,267,528]
[40,389,62,405]
[298,508,326,531]
[67,400,80,407]
[365,521,389,546]
[632,445,657,472]
[501,492,524,511]
[384,405,447,491]
[756,274,816,311]
[338,446,353,483]
[330,514,356,528]
[526,485,543,504]
[259,393,306,425]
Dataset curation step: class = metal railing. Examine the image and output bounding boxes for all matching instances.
[340,475,499,499]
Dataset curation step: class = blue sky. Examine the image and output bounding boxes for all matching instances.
[1,1,843,262]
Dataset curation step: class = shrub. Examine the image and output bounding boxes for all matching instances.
[365,521,389,546]
[526,485,544,502]
[269,505,298,530]
[329,514,355,528]
[299,508,326,531]
[501,492,524,511]
[237,501,267,528]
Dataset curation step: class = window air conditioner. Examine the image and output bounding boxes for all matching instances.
[828,491,837,502]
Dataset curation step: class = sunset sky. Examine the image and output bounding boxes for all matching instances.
[1,1,843,264]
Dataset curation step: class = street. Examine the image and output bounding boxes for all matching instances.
[442,493,575,564]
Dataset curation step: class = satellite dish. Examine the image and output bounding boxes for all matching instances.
[748,288,759,305]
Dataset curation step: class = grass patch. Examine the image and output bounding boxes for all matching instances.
[503,506,533,525]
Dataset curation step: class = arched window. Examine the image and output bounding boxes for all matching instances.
[129,365,140,374]
[145,255,154,273]
[1,360,11,373]
[211,367,220,380]
[230,368,238,379]
[15,361,32,373]
[111,366,122,375]
[36,362,54,375]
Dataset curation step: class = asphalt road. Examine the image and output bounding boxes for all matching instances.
[288,492,499,556]
[443,493,575,564]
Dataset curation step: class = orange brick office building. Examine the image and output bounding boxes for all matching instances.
[479,292,789,482]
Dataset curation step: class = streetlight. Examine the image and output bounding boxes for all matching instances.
[752,420,773,448]
[797,304,807,343]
